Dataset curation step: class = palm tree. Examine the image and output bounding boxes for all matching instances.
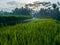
[52,3,57,9]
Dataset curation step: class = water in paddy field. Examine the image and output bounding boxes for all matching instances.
[32,17,36,19]
[24,16,39,22]
[32,17,39,20]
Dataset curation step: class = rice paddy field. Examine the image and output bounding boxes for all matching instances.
[0,19,60,45]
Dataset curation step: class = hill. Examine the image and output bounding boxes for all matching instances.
[0,19,60,45]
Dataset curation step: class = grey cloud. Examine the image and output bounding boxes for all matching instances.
[7,1,20,5]
[0,1,25,12]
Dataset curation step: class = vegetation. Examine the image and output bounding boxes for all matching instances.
[0,1,60,45]
[1,2,60,20]
[0,15,32,27]
[0,19,60,45]
[12,7,31,15]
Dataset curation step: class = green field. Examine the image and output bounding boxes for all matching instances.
[0,19,60,45]
[0,16,32,27]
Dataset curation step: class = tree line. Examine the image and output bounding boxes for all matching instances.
[0,2,60,20]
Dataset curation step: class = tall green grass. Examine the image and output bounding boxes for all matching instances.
[0,15,32,27]
[0,19,60,45]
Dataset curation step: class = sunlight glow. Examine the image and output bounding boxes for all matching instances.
[17,0,60,3]
[18,0,42,3]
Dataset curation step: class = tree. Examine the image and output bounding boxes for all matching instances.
[12,7,31,16]
[52,3,57,9]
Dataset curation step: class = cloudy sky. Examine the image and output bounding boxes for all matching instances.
[0,0,60,12]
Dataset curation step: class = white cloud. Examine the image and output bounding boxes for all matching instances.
[0,0,60,12]
[0,0,25,12]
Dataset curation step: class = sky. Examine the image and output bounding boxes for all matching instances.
[0,0,60,12]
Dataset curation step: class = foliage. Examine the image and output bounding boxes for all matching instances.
[0,19,60,45]
[0,2,60,20]
[12,7,31,16]
[0,15,32,27]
